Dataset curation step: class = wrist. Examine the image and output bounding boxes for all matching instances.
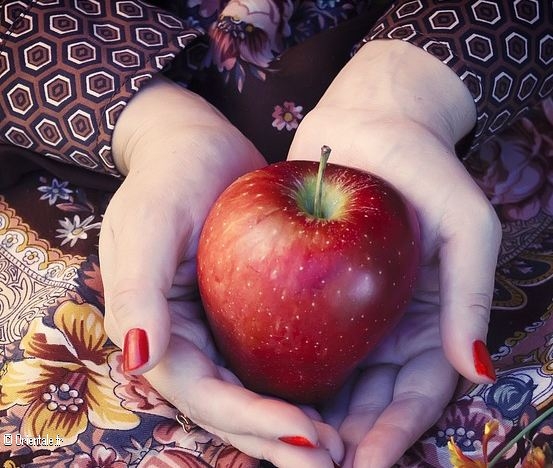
[111,76,266,226]
[320,39,476,146]
[112,76,264,177]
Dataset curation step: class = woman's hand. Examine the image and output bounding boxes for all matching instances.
[288,40,502,467]
[100,76,343,467]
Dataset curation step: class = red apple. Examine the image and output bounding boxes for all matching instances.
[197,147,420,404]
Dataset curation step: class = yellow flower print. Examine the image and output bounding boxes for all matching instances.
[448,419,499,467]
[521,443,552,468]
[0,301,139,446]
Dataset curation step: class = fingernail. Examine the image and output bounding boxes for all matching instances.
[123,328,149,373]
[473,340,496,382]
[279,436,317,448]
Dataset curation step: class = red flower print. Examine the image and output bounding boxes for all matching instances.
[272,101,303,131]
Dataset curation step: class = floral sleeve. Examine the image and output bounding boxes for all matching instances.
[0,0,201,178]
[362,0,553,153]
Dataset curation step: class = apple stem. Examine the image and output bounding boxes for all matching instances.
[313,146,331,218]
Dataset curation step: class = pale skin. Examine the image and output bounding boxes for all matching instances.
[104,39,502,467]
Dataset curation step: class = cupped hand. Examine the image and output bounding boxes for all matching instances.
[100,76,343,467]
[288,40,502,467]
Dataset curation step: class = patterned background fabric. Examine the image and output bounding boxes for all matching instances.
[0,101,552,467]
[1,0,552,466]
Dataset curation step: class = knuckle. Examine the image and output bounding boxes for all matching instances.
[471,196,502,241]
[172,313,213,356]
[339,413,378,444]
[466,292,493,323]
[167,380,199,423]
[106,285,139,316]
[102,286,146,345]
[104,284,150,331]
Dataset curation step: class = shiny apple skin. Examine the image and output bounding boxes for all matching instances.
[197,160,420,404]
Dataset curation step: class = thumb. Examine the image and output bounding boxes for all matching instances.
[99,176,196,374]
[439,199,502,384]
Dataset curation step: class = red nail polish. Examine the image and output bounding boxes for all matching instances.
[473,340,496,382]
[279,436,317,448]
[123,328,149,373]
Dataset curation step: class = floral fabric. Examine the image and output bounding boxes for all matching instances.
[0,174,258,467]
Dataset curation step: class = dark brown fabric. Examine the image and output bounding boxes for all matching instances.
[0,145,121,191]
[186,4,390,164]
[1,1,551,179]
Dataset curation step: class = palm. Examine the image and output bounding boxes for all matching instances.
[288,108,501,467]
[316,243,456,467]
[165,261,221,363]
[139,258,346,468]
[100,147,344,468]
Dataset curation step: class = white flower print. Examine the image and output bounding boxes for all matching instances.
[37,178,73,205]
[56,215,101,247]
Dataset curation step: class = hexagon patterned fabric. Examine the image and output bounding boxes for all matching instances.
[366,1,553,154]
[0,0,199,177]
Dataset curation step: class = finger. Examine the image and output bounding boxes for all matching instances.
[438,192,502,383]
[337,365,398,468]
[314,419,345,462]
[144,334,323,447]
[300,405,324,422]
[99,177,194,374]
[167,260,199,299]
[350,349,457,468]
[218,431,338,468]
[204,419,343,468]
